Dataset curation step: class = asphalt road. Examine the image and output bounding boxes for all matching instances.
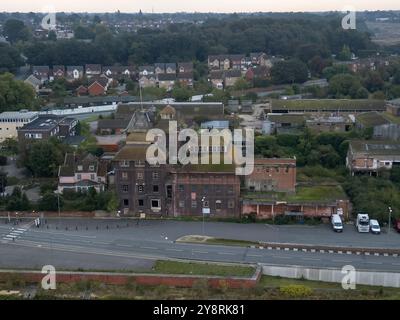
[0,219,399,272]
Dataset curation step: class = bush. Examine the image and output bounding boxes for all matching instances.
[279,285,313,298]
[0,156,7,166]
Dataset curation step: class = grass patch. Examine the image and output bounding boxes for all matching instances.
[152,260,255,277]
[205,238,259,247]
[243,185,347,203]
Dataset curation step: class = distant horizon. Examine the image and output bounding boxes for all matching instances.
[1,1,400,14]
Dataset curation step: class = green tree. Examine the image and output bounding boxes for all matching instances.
[337,45,352,61]
[25,141,63,177]
[3,19,31,43]
[38,192,60,211]
[0,73,36,112]
[271,59,309,84]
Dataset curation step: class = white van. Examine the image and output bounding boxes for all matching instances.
[331,214,344,232]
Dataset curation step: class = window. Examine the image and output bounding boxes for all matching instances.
[89,165,95,171]
[137,172,144,180]
[77,165,83,171]
[152,172,159,180]
[138,185,144,193]
[178,184,185,192]
[135,160,145,167]
[77,174,82,181]
[90,174,95,181]
[122,185,129,193]
[122,172,128,180]
[120,161,130,168]
[191,201,197,208]
[153,185,159,193]
[123,199,129,207]
[138,199,144,207]
[179,201,185,208]
[216,200,222,210]
[227,186,234,194]
[228,200,235,209]
[151,199,161,210]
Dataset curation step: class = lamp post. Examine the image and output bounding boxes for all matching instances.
[388,207,393,235]
[201,197,206,236]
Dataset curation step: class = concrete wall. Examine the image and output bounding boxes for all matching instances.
[40,105,117,117]
[262,264,400,288]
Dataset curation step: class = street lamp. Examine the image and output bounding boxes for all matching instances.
[201,197,206,236]
[388,207,393,235]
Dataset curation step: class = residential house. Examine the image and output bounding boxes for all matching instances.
[306,115,352,133]
[52,65,65,79]
[178,62,194,74]
[32,66,50,84]
[88,77,109,96]
[0,111,39,142]
[97,119,130,135]
[244,158,296,193]
[154,63,166,75]
[245,66,270,82]
[102,66,135,80]
[85,64,102,77]
[138,66,155,77]
[165,63,177,74]
[177,72,194,87]
[24,75,41,93]
[76,85,88,96]
[139,74,157,88]
[210,70,224,89]
[157,73,176,91]
[347,140,400,175]
[224,69,242,87]
[250,52,268,66]
[66,66,84,81]
[58,153,108,193]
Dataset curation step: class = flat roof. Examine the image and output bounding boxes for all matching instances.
[350,140,400,155]
[19,115,62,131]
[0,111,38,120]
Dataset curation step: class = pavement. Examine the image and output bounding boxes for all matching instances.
[0,218,399,272]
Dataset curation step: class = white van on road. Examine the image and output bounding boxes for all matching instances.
[369,219,381,234]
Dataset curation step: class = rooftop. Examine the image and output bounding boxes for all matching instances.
[0,111,38,120]
[356,111,391,127]
[350,140,400,155]
[18,115,62,131]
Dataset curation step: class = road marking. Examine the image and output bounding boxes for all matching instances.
[2,227,29,242]
[302,258,321,261]
[140,246,158,250]
[116,244,131,248]
[272,255,292,259]
[218,252,235,255]
[193,251,208,254]
[166,248,184,252]
[333,259,352,263]
[366,262,383,265]
[247,254,262,257]
[392,263,400,266]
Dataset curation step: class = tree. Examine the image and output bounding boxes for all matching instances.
[233,78,251,91]
[38,192,60,211]
[271,59,309,84]
[0,73,36,112]
[47,30,57,41]
[328,74,363,98]
[3,19,31,43]
[25,141,63,177]
[0,43,23,73]
[364,71,384,92]
[337,45,352,61]
[171,85,192,102]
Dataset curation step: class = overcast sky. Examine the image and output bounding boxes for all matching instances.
[2,0,400,13]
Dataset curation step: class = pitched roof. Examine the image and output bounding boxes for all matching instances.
[113,145,148,161]
[160,105,176,115]
[158,73,176,81]
[356,111,391,128]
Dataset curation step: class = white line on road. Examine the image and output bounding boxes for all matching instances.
[366,262,383,265]
[218,252,236,255]
[166,249,184,252]
[247,254,262,257]
[193,251,209,254]
[332,260,352,263]
[302,258,321,261]
[140,246,158,250]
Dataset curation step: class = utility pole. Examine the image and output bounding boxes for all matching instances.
[388,206,393,235]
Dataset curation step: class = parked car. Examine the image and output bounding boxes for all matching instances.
[369,219,381,234]
[331,214,343,233]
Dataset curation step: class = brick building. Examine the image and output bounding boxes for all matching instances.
[169,164,241,218]
[245,158,296,193]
